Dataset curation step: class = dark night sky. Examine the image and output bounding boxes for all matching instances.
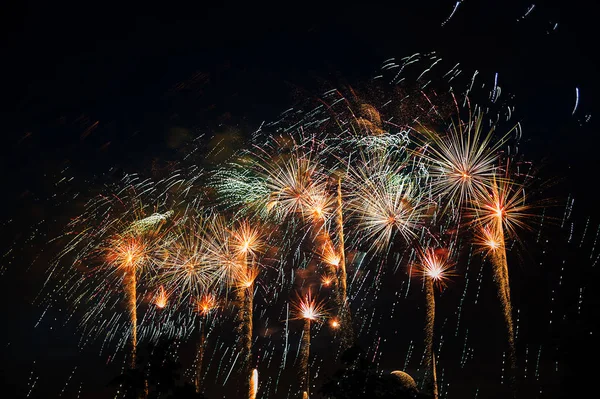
[1,1,599,398]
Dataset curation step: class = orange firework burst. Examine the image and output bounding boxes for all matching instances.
[231,220,264,257]
[291,290,327,322]
[329,318,340,329]
[416,248,454,289]
[291,290,327,397]
[106,235,155,274]
[320,272,336,287]
[416,247,453,399]
[215,133,332,223]
[470,176,532,239]
[469,175,531,387]
[103,213,171,369]
[154,285,169,309]
[474,223,503,255]
[302,185,336,223]
[194,292,218,394]
[320,240,341,268]
[197,293,218,316]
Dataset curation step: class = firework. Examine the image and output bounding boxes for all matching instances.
[334,177,353,348]
[154,285,169,309]
[214,136,330,222]
[159,220,220,306]
[416,248,453,399]
[105,215,171,368]
[202,215,246,288]
[229,220,263,398]
[250,369,258,399]
[347,152,426,251]
[471,175,533,385]
[291,290,327,397]
[416,111,510,210]
[195,294,217,394]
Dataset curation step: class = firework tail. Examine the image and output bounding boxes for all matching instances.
[250,369,258,399]
[126,270,137,369]
[491,221,516,389]
[432,352,438,399]
[300,318,311,397]
[336,177,353,349]
[244,281,254,399]
[195,316,206,394]
[143,379,149,399]
[424,277,438,399]
[236,254,254,398]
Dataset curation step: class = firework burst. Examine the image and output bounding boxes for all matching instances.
[415,111,509,210]
[195,293,218,394]
[159,220,219,306]
[104,215,171,368]
[470,175,533,386]
[416,247,454,399]
[347,153,426,251]
[291,290,327,397]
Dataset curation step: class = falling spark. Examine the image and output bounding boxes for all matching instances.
[572,87,580,115]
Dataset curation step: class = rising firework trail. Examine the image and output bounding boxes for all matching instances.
[231,220,263,399]
[417,248,453,399]
[335,177,353,349]
[472,175,533,390]
[195,294,217,394]
[291,290,326,398]
[250,368,258,399]
[106,214,170,368]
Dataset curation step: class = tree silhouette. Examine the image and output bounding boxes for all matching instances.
[320,345,430,399]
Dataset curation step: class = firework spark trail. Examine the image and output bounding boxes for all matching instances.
[126,270,137,368]
[335,177,354,349]
[195,318,206,394]
[424,277,438,399]
[250,369,258,399]
[291,291,325,397]
[418,248,452,399]
[300,318,311,396]
[236,277,254,398]
[227,220,263,398]
[194,294,217,394]
[491,222,516,381]
[472,175,534,394]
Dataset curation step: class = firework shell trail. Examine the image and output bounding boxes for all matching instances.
[291,290,326,397]
[250,368,258,399]
[195,294,217,394]
[236,275,254,397]
[195,317,206,394]
[417,247,452,399]
[471,175,535,389]
[127,269,137,368]
[335,177,354,349]
[300,318,311,396]
[424,276,438,399]
[491,221,516,382]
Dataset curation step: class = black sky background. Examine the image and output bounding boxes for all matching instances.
[1,1,599,398]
